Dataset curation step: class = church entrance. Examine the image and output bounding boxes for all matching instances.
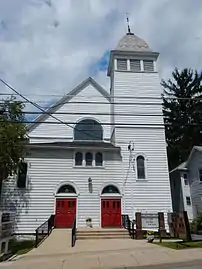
[55,184,77,228]
[101,185,122,228]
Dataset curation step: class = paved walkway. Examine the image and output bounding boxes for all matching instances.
[1,229,202,269]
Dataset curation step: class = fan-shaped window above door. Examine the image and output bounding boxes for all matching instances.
[57,184,76,194]
[102,185,120,194]
[74,119,103,141]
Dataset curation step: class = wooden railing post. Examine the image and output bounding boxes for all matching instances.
[132,221,135,239]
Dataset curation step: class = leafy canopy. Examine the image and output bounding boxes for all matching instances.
[162,68,202,169]
[0,97,27,180]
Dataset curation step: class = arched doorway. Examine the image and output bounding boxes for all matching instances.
[55,184,77,228]
[101,185,122,228]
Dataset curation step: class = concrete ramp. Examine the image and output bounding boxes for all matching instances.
[28,229,72,257]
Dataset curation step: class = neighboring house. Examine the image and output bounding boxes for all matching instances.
[1,30,172,236]
[170,146,202,221]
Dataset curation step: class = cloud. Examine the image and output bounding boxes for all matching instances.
[0,0,201,111]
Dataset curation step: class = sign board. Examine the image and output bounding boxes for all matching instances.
[142,213,158,229]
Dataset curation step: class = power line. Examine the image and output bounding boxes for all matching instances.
[17,111,202,117]
[0,99,163,105]
[0,78,102,141]
[17,111,165,117]
[1,92,202,101]
[1,120,202,127]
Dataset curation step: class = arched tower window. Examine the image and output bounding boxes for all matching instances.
[74,119,103,141]
[137,155,146,179]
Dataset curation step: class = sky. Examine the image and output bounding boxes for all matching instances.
[0,0,202,108]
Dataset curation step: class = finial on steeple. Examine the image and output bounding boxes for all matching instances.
[126,13,134,35]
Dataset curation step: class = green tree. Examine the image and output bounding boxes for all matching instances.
[0,97,27,183]
[162,68,202,169]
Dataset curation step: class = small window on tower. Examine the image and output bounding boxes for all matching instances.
[143,60,154,72]
[130,60,141,71]
[117,59,127,71]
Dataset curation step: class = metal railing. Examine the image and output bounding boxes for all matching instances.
[71,216,76,247]
[122,214,135,239]
[35,214,55,248]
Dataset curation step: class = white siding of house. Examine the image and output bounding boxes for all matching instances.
[180,172,193,220]
[187,151,202,218]
[111,70,172,228]
[1,149,123,234]
[29,84,110,143]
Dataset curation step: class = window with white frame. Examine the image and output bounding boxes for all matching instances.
[117,59,127,71]
[199,169,202,182]
[186,196,191,206]
[183,173,188,185]
[74,152,103,167]
[75,152,83,166]
[130,59,141,72]
[95,152,103,166]
[136,155,146,179]
[85,152,93,166]
[74,119,103,141]
[143,60,154,72]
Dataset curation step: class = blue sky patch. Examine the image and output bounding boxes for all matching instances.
[90,50,110,75]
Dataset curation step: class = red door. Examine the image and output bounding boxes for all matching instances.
[55,198,76,228]
[101,199,121,227]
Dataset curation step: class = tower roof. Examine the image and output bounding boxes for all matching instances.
[116,33,151,52]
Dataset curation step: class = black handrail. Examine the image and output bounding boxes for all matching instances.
[35,214,55,248]
[71,216,76,247]
[122,214,135,239]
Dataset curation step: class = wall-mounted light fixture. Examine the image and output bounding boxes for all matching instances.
[88,177,93,193]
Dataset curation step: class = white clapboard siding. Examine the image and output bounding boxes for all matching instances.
[29,84,111,143]
[186,151,202,218]
[1,149,123,233]
[111,69,172,228]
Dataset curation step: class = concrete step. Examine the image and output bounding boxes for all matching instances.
[76,228,130,240]
[77,231,128,236]
[77,235,130,240]
[77,228,127,233]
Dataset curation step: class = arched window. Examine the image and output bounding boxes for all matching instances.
[57,184,76,194]
[95,152,103,166]
[74,119,103,141]
[137,155,146,179]
[75,152,83,166]
[85,152,93,166]
[102,185,120,194]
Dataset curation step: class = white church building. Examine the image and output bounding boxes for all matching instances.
[1,30,173,235]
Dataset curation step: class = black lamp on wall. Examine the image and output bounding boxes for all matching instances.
[88,177,93,193]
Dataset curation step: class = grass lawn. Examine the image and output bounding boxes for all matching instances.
[8,239,35,255]
[154,241,202,250]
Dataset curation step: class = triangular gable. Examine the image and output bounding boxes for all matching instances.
[28,77,110,132]
[170,146,202,173]
[186,146,202,167]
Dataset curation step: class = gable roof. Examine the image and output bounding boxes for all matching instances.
[170,161,187,173]
[170,146,202,173]
[186,146,202,167]
[28,77,110,132]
